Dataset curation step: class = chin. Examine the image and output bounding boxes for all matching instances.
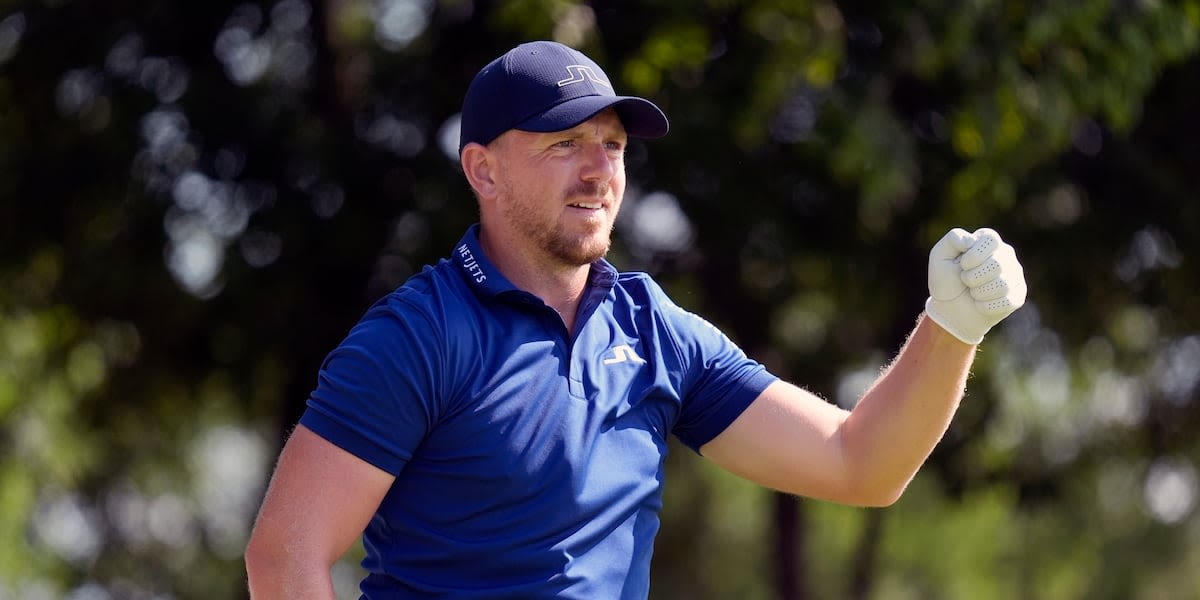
[550,237,610,266]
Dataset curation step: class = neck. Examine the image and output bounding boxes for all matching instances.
[479,229,591,332]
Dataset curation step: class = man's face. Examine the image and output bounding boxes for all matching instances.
[489,109,628,267]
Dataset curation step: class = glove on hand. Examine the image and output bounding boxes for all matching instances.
[924,227,1027,345]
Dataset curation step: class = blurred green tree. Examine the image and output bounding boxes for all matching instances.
[1,1,1198,598]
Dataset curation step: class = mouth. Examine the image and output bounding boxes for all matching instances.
[568,201,604,210]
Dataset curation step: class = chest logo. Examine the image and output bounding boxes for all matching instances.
[602,344,646,365]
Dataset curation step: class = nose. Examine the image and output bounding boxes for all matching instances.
[580,142,618,184]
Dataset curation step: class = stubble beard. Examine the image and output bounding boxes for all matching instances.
[546,225,612,266]
[502,182,616,267]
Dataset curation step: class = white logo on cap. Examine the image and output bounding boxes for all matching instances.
[557,65,611,88]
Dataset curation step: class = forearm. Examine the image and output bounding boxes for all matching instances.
[838,313,975,504]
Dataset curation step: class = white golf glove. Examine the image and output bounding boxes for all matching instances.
[924,227,1027,345]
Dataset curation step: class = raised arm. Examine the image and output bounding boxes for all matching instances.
[701,228,1026,506]
[701,315,972,505]
[245,425,395,599]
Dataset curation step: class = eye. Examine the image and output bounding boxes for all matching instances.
[604,140,625,152]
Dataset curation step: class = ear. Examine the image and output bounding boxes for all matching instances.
[460,142,499,201]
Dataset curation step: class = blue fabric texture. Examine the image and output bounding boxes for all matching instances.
[300,225,777,599]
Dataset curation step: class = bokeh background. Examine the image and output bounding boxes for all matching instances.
[2,1,1199,598]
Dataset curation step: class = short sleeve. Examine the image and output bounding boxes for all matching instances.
[299,295,443,476]
[648,283,778,452]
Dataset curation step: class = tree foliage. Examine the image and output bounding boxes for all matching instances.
[2,0,1199,598]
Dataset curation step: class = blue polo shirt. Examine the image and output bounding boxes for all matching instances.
[301,225,777,599]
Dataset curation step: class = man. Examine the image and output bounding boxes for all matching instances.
[244,41,1027,599]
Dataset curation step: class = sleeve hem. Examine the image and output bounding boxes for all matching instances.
[300,406,410,476]
[681,369,779,455]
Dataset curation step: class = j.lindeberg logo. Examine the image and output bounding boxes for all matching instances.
[557,65,611,88]
[602,344,645,365]
[456,243,487,284]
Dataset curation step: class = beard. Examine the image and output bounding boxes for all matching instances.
[499,181,617,266]
[544,228,612,266]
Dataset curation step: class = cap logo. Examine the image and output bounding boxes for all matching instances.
[557,65,611,88]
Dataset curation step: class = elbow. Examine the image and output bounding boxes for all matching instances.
[244,527,337,597]
[244,529,290,592]
[832,445,913,508]
[774,476,909,508]
[243,535,273,586]
[835,430,921,507]
[858,486,905,508]
[837,489,903,509]
[842,476,913,508]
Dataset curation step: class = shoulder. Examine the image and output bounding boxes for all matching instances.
[611,271,671,306]
[377,259,474,317]
[612,272,719,335]
[322,258,486,402]
[343,259,484,354]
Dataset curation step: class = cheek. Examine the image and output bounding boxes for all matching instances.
[502,165,546,197]
[611,156,626,183]
[611,170,627,197]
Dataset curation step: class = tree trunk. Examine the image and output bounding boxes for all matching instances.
[773,493,807,599]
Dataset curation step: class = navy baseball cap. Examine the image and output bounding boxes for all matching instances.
[458,41,669,154]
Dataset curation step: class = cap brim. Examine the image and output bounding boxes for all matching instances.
[516,95,669,139]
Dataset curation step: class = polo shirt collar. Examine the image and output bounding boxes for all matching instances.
[452,224,619,302]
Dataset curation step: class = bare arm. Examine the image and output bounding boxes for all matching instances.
[702,227,1026,506]
[245,424,395,599]
[700,314,973,507]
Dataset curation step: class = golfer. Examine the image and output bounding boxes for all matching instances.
[245,40,1027,599]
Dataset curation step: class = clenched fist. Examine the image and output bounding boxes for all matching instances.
[924,228,1027,345]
